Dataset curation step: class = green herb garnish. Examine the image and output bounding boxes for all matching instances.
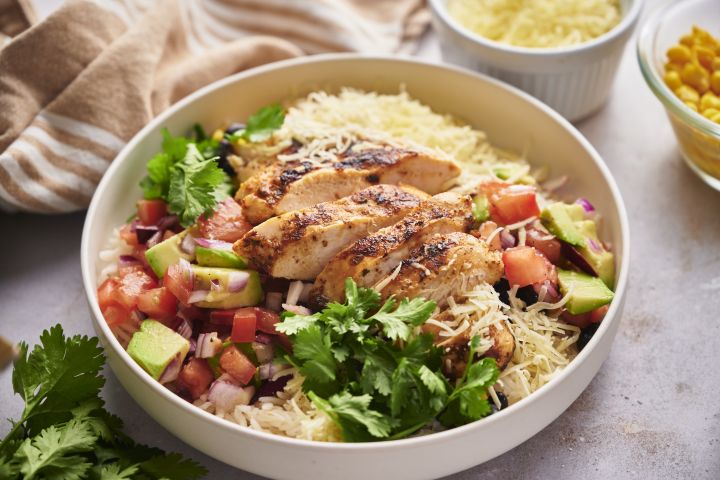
[0,325,206,479]
[225,104,285,143]
[276,279,500,441]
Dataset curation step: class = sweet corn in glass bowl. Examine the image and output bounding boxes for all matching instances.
[638,0,720,190]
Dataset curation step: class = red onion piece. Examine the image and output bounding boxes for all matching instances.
[196,332,222,358]
[188,338,197,355]
[210,279,222,292]
[178,258,195,286]
[255,332,274,345]
[252,342,274,364]
[228,271,249,292]
[118,255,142,268]
[208,380,254,411]
[180,234,197,255]
[285,281,304,306]
[500,229,516,249]
[587,238,602,253]
[158,353,183,384]
[282,304,312,316]
[175,318,193,339]
[561,243,598,277]
[575,198,595,213]
[194,238,234,251]
[265,292,283,312]
[187,290,209,304]
[258,363,289,381]
[146,230,163,248]
[157,214,180,231]
[135,225,160,244]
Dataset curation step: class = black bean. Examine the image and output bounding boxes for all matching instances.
[493,278,511,305]
[517,285,539,306]
[577,323,600,351]
[490,391,509,414]
[215,139,235,176]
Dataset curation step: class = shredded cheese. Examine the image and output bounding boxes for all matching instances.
[447,0,622,48]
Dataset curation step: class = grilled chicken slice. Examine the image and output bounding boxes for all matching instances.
[310,192,474,305]
[237,147,461,224]
[234,185,429,280]
[438,321,515,378]
[379,232,503,306]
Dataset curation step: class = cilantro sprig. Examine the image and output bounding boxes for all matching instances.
[0,325,206,479]
[276,279,500,442]
[140,104,285,228]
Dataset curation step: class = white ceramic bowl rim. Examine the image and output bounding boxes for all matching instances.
[429,0,643,56]
[81,53,630,452]
[636,0,720,138]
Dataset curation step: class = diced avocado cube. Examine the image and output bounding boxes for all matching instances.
[492,164,535,184]
[191,265,263,309]
[575,220,615,288]
[195,246,247,269]
[145,232,193,277]
[472,195,490,222]
[558,269,614,315]
[540,203,585,247]
[127,320,190,381]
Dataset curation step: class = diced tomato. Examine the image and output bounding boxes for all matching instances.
[525,228,562,263]
[164,262,193,305]
[477,220,502,251]
[98,277,121,311]
[219,345,256,385]
[561,311,593,329]
[178,358,215,399]
[502,246,556,287]
[137,199,167,226]
[255,308,281,334]
[119,224,139,247]
[116,270,158,310]
[490,185,540,225]
[209,309,237,326]
[137,287,177,321]
[590,305,609,324]
[231,308,257,343]
[197,198,251,242]
[101,304,132,327]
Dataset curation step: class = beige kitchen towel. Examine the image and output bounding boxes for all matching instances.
[0,0,429,213]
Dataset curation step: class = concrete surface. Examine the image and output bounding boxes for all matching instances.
[1,1,719,478]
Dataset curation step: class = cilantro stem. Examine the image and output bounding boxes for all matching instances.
[387,421,428,440]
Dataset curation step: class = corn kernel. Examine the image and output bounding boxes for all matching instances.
[665,62,682,73]
[680,62,709,90]
[684,101,699,112]
[211,129,224,142]
[676,85,700,103]
[712,57,720,72]
[709,112,720,124]
[700,92,720,112]
[694,45,716,71]
[667,44,692,64]
[693,26,717,47]
[711,71,720,94]
[680,34,695,47]
[701,108,720,119]
[664,70,682,90]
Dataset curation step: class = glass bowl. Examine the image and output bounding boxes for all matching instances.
[637,0,720,190]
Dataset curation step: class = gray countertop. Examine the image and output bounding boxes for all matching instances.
[2,1,720,478]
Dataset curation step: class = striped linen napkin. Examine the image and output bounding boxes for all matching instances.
[0,0,429,213]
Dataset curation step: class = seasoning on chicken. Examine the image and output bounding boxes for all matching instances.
[237,146,461,224]
[234,185,429,281]
[310,192,474,306]
[379,232,504,306]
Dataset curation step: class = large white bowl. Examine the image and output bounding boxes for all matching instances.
[81,55,630,480]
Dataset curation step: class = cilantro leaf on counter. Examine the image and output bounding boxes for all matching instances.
[226,104,285,143]
[0,325,206,480]
[277,278,498,441]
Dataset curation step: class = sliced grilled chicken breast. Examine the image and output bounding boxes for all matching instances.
[438,321,515,378]
[379,232,504,306]
[234,185,429,281]
[237,147,461,224]
[310,192,474,305]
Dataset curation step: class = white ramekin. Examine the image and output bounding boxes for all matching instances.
[429,0,644,121]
